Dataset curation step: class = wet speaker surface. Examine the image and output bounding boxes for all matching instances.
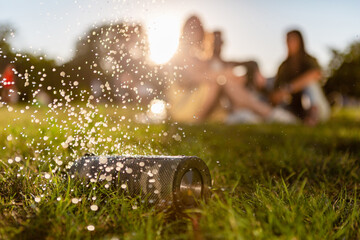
[70,155,211,210]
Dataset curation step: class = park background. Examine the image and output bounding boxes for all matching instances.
[1,0,360,239]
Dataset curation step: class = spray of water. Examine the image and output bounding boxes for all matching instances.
[0,1,190,233]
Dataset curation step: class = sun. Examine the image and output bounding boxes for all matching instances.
[146,15,181,64]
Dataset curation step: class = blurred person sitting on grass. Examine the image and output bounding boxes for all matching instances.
[167,15,296,124]
[210,30,268,97]
[271,29,330,125]
[209,30,278,123]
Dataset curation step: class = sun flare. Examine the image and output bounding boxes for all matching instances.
[146,15,181,64]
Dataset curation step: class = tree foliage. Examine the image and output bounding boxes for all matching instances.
[0,24,58,102]
[60,22,164,104]
[325,41,360,97]
[0,22,164,104]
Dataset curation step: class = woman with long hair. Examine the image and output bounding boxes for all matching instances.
[272,30,330,124]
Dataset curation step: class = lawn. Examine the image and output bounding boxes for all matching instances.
[0,103,360,239]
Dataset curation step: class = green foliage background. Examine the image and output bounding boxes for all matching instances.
[325,41,360,98]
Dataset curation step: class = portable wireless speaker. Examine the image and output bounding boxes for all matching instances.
[70,155,212,210]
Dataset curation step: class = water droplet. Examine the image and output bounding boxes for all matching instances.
[90,204,98,211]
[61,142,68,149]
[87,225,95,231]
[99,156,107,164]
[172,134,181,141]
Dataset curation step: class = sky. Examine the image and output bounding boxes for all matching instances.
[1,0,360,76]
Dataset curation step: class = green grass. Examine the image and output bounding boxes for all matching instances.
[1,104,360,239]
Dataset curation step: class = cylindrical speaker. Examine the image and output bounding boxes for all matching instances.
[69,155,211,210]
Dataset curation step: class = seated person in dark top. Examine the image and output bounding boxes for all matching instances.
[271,29,330,125]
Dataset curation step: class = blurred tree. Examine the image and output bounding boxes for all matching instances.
[0,24,58,103]
[13,52,58,103]
[1,22,166,105]
[0,25,16,69]
[325,41,360,99]
[64,22,164,104]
